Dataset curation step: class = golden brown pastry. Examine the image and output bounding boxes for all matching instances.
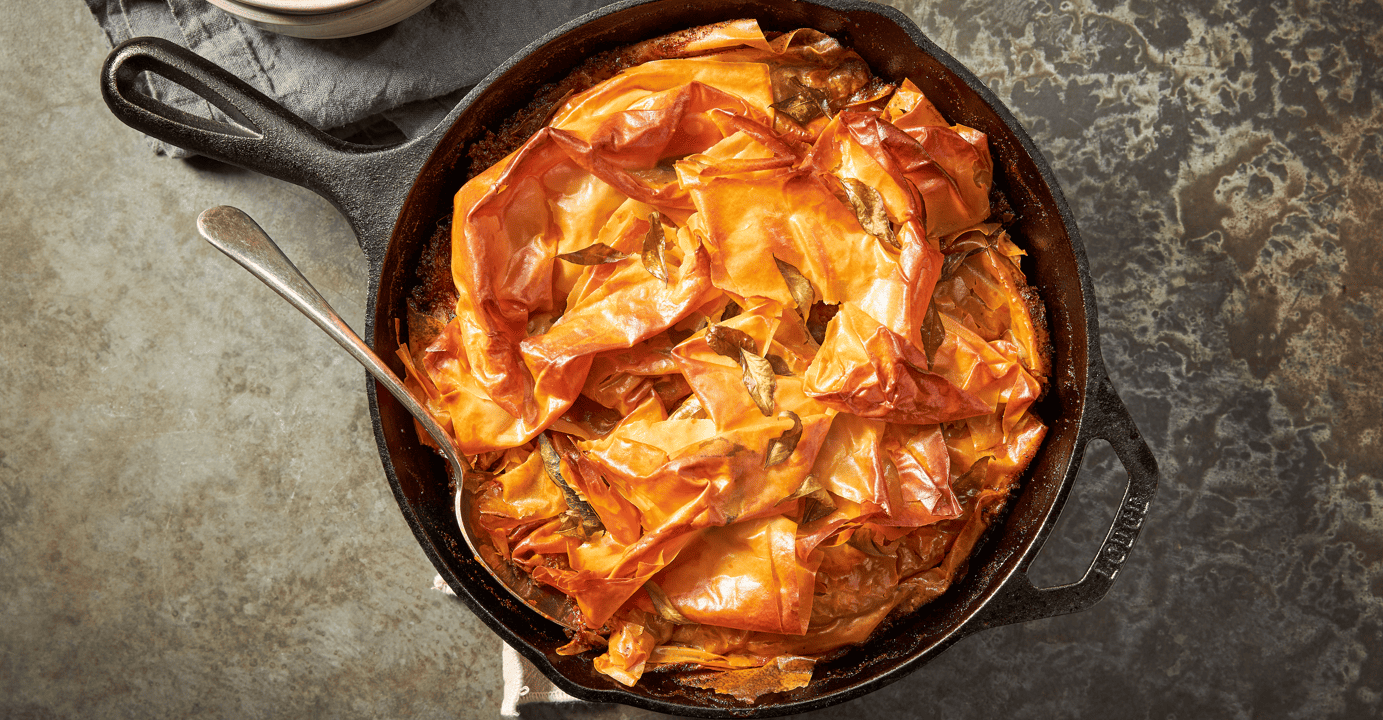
[399,19,1050,698]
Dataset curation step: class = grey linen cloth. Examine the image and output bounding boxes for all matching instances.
[84,0,619,156]
[431,575,586,715]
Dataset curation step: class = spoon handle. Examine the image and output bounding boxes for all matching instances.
[195,205,471,478]
[195,205,575,630]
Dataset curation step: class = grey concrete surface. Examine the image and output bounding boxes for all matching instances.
[2,1,1380,718]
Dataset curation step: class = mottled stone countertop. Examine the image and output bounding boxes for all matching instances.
[3,1,1379,718]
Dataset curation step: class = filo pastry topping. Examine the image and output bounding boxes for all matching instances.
[399,19,1050,699]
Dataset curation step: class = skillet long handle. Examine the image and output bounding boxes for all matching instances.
[970,376,1160,629]
[101,37,430,266]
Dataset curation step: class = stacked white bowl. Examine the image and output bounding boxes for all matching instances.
[205,0,436,39]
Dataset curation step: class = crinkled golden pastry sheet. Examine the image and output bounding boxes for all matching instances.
[400,19,1050,698]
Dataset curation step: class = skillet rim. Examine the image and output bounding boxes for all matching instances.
[363,0,1123,715]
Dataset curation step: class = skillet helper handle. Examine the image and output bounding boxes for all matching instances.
[971,376,1159,630]
[102,37,356,187]
[100,37,426,264]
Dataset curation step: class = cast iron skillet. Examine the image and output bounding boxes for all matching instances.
[101,0,1160,715]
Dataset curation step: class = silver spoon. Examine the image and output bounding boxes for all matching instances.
[196,205,576,629]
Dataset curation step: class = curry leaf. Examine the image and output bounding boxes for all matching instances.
[848,527,892,558]
[668,394,708,421]
[641,211,670,284]
[841,177,899,249]
[788,475,836,523]
[537,434,604,539]
[763,411,803,468]
[554,512,587,539]
[772,93,822,125]
[706,324,758,359]
[720,299,742,321]
[706,325,777,415]
[920,301,946,367]
[557,243,629,265]
[802,493,836,523]
[643,580,694,624]
[806,301,838,346]
[787,474,823,501]
[953,455,993,507]
[771,77,830,124]
[766,353,794,376]
[940,231,989,280]
[774,257,815,319]
[740,350,777,416]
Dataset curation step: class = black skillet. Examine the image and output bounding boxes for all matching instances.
[100,0,1160,715]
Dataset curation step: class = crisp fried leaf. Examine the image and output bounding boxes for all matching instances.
[537,434,604,539]
[526,311,557,337]
[771,77,830,124]
[952,455,993,508]
[668,394,708,421]
[774,257,815,319]
[644,580,694,624]
[763,411,803,468]
[720,299,742,321]
[766,353,794,376]
[555,512,587,538]
[848,527,892,558]
[941,231,990,280]
[705,324,758,358]
[802,493,836,523]
[787,474,824,501]
[788,476,837,523]
[841,177,899,248]
[642,211,670,284]
[772,93,822,125]
[920,301,946,366]
[536,433,565,483]
[740,350,777,416]
[706,324,777,414]
[557,243,630,265]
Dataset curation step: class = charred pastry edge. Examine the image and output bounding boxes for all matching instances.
[409,217,458,326]
[1020,283,1054,393]
[983,188,1051,393]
